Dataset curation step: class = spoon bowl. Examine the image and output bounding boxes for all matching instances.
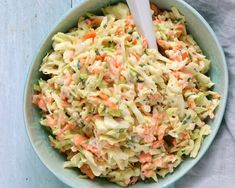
[127,0,158,49]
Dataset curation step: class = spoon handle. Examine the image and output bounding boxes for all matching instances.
[127,0,158,49]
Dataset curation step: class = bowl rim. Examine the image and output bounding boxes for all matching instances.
[23,0,229,187]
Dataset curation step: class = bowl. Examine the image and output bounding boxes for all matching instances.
[23,0,228,187]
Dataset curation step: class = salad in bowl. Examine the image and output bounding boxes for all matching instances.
[25,1,227,187]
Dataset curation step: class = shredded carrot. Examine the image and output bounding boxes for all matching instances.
[46,97,53,104]
[125,15,134,26]
[73,134,88,146]
[137,83,144,91]
[120,75,125,81]
[56,132,64,141]
[61,124,69,130]
[212,93,220,99]
[103,74,113,83]
[47,118,57,127]
[157,125,166,140]
[173,71,180,79]
[116,26,123,36]
[154,158,168,168]
[107,57,122,75]
[142,170,154,178]
[132,37,137,45]
[93,114,100,120]
[175,54,182,62]
[104,100,118,109]
[32,94,48,111]
[157,39,170,49]
[85,114,100,122]
[88,65,104,74]
[181,51,188,60]
[80,164,95,180]
[179,80,188,90]
[148,93,162,103]
[38,98,47,111]
[188,99,196,109]
[62,123,76,131]
[152,139,164,149]
[175,24,185,36]
[82,31,96,42]
[96,55,104,62]
[153,113,164,122]
[80,99,86,103]
[109,57,121,68]
[85,115,93,122]
[58,114,65,123]
[99,92,109,100]
[141,163,154,178]
[61,99,69,107]
[70,123,77,130]
[139,152,152,163]
[110,66,121,75]
[86,145,100,156]
[176,24,185,31]
[180,132,190,140]
[140,126,156,143]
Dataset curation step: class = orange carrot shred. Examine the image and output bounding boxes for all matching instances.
[80,164,95,180]
[83,31,96,42]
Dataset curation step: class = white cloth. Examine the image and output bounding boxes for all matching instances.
[176,0,235,187]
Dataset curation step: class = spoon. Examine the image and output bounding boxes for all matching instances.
[126,0,158,50]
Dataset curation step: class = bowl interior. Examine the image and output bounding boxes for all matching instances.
[24,0,228,187]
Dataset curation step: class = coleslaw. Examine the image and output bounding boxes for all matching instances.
[32,2,220,186]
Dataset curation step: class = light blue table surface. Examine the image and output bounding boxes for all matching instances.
[1,0,235,188]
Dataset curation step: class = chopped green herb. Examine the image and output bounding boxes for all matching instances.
[80,73,88,83]
[33,84,40,91]
[95,49,100,55]
[85,12,95,18]
[188,52,192,59]
[77,61,80,69]
[137,76,144,83]
[182,115,191,125]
